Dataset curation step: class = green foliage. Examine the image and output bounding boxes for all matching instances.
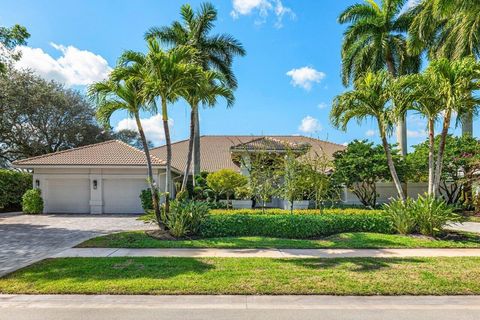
[384,195,463,237]
[160,200,210,237]
[383,198,417,235]
[175,190,189,201]
[139,189,154,211]
[234,185,253,200]
[0,24,29,73]
[210,208,383,215]
[22,189,43,214]
[333,140,407,207]
[206,169,247,202]
[0,169,32,211]
[281,154,310,209]
[200,213,392,239]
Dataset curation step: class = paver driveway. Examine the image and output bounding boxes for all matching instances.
[0,213,154,276]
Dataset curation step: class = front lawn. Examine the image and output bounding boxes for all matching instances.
[1,257,479,295]
[77,231,480,249]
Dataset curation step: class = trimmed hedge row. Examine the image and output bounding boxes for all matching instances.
[199,213,393,239]
[0,169,32,211]
[209,208,383,215]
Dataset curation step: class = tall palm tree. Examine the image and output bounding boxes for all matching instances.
[331,71,406,200]
[180,71,234,191]
[146,2,245,180]
[88,67,162,222]
[420,58,480,195]
[120,40,202,213]
[338,0,420,157]
[408,0,480,136]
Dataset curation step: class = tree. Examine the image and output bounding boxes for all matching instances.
[0,24,30,73]
[332,140,406,207]
[281,153,310,213]
[338,0,420,156]
[408,0,480,135]
[331,71,406,200]
[146,2,245,180]
[88,63,163,224]
[0,68,111,166]
[206,169,247,207]
[180,70,234,192]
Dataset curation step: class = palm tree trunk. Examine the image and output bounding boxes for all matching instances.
[379,122,405,200]
[134,113,162,225]
[193,106,201,184]
[433,109,452,196]
[427,118,435,195]
[181,103,196,192]
[161,98,171,214]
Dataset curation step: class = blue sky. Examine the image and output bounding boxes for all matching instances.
[2,0,475,148]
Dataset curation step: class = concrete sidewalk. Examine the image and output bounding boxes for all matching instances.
[54,247,480,258]
[1,294,479,320]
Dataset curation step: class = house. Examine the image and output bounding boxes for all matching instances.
[13,135,343,214]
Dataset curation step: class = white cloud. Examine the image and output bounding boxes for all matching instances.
[16,42,111,86]
[115,114,173,146]
[406,0,420,8]
[318,102,328,109]
[342,142,348,146]
[298,116,322,134]
[230,0,295,28]
[286,66,325,90]
[365,129,377,137]
[407,129,427,138]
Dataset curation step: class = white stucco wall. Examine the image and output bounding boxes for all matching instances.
[33,167,170,214]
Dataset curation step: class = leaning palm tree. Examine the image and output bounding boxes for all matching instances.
[88,67,162,222]
[146,2,245,180]
[331,71,405,200]
[180,71,234,191]
[408,0,480,135]
[420,58,480,195]
[338,0,420,156]
[120,40,202,213]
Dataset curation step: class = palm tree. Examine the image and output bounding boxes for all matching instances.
[408,0,480,136]
[88,67,162,222]
[146,2,245,180]
[331,71,406,200]
[120,40,202,213]
[420,58,480,195]
[338,0,420,157]
[180,71,234,191]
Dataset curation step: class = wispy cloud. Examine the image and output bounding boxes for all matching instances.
[318,102,328,109]
[286,66,325,90]
[365,129,377,137]
[230,0,295,28]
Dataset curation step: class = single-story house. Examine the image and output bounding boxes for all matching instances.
[13,135,343,214]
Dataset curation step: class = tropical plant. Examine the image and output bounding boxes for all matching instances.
[413,194,461,236]
[338,0,420,156]
[206,168,247,206]
[159,199,210,237]
[407,0,480,135]
[331,71,406,200]
[146,2,245,180]
[22,189,43,214]
[383,197,416,234]
[88,61,162,223]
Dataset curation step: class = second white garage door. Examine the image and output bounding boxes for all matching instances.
[103,178,147,214]
[46,179,90,213]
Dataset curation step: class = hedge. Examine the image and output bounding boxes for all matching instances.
[209,208,384,215]
[0,169,32,211]
[199,213,393,239]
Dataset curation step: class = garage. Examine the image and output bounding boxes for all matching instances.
[103,178,148,214]
[46,179,90,213]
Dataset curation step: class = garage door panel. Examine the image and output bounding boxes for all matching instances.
[47,179,90,213]
[103,179,147,214]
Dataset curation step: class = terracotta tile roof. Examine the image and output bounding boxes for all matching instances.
[13,140,167,167]
[150,135,345,174]
[230,137,310,152]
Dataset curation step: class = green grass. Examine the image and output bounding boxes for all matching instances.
[467,216,480,223]
[77,231,480,249]
[1,257,479,295]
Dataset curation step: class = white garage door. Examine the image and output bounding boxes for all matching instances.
[47,179,90,213]
[103,178,147,214]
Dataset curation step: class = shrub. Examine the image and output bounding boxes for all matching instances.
[199,212,392,239]
[160,200,210,237]
[207,169,247,204]
[210,208,383,215]
[413,195,462,236]
[383,198,416,235]
[22,189,43,214]
[0,169,32,211]
[234,185,252,200]
[140,189,153,211]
